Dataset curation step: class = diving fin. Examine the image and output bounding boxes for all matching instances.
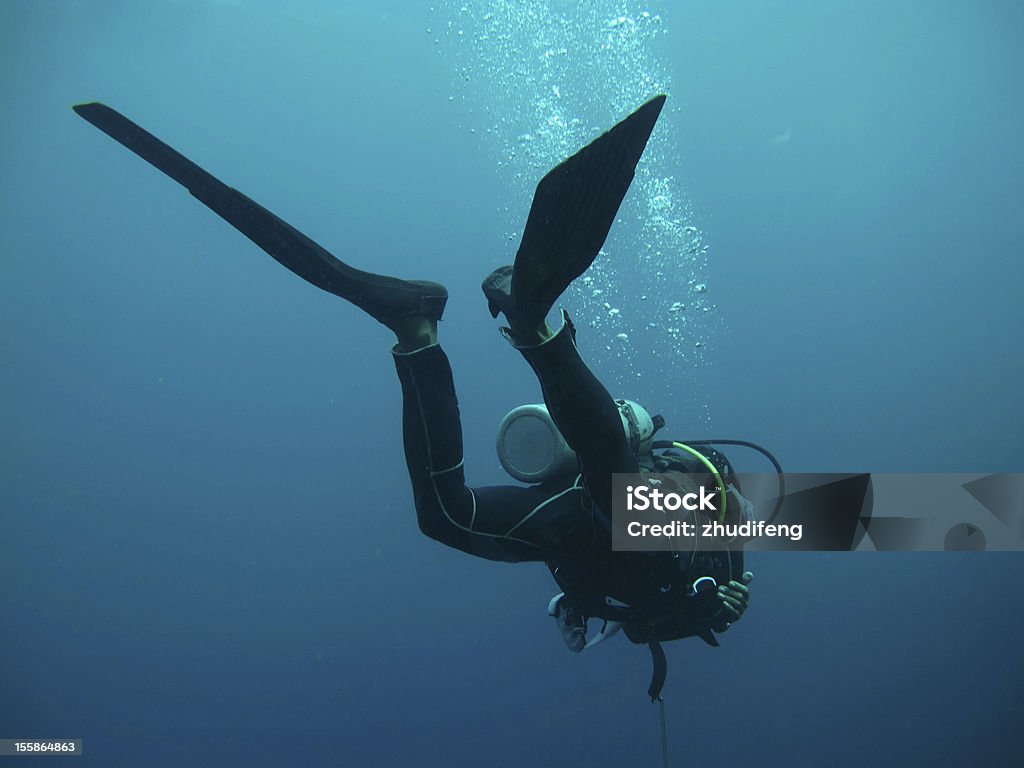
[483,94,666,332]
[71,102,447,325]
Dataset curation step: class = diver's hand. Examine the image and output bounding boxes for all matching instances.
[717,571,753,628]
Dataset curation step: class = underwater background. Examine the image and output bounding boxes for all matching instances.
[2,1,1022,765]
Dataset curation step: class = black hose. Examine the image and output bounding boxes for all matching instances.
[647,641,667,701]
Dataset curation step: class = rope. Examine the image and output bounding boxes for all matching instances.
[659,697,669,768]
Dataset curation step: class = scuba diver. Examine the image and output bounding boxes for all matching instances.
[73,94,755,698]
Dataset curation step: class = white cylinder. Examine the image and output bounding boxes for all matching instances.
[496,404,579,483]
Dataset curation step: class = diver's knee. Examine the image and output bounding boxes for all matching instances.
[415,507,464,547]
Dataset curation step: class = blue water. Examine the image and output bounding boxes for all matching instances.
[2,1,1022,766]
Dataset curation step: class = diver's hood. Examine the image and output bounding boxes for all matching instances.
[496,399,657,483]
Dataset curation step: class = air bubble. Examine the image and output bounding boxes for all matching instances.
[434,0,716,406]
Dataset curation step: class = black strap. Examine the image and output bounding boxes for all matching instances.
[647,641,668,701]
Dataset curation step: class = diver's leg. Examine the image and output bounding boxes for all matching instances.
[484,274,638,516]
[392,343,595,561]
[514,313,639,516]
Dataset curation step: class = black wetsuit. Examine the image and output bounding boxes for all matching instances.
[394,320,744,646]
[392,318,635,564]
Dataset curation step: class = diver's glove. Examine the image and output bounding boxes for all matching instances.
[716,571,754,630]
[548,593,587,653]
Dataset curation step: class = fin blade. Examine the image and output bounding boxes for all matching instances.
[72,102,350,296]
[73,102,220,196]
[512,95,666,316]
